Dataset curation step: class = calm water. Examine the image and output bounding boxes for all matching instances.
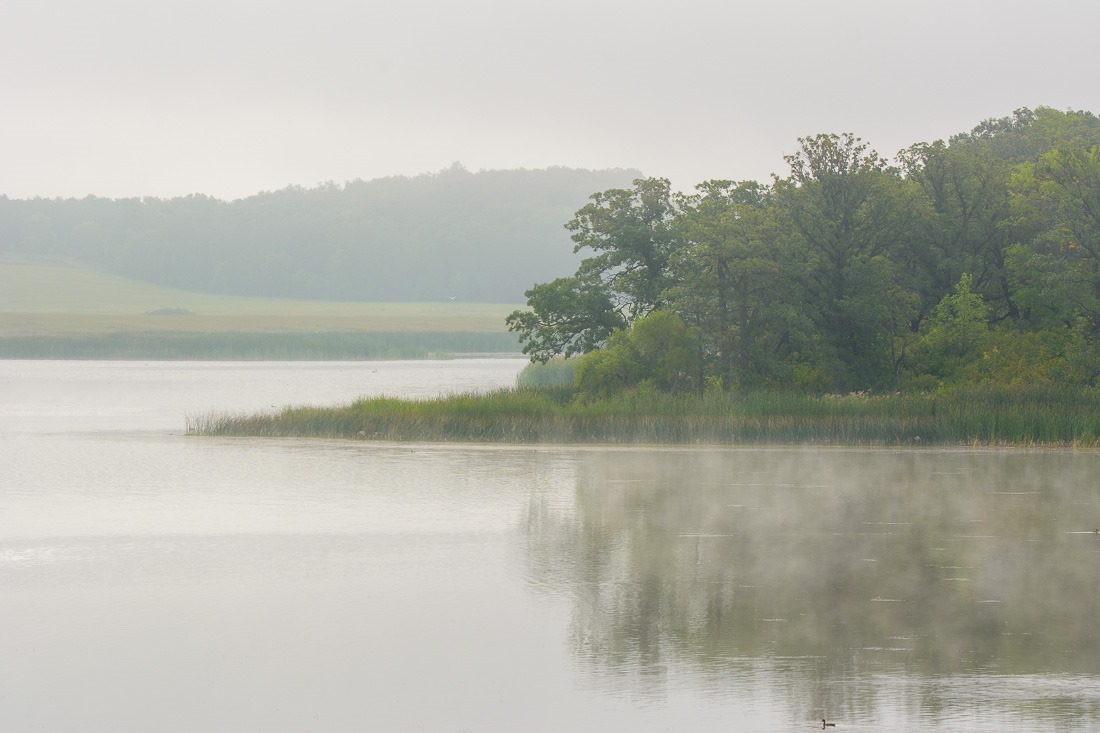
[3,360,1100,732]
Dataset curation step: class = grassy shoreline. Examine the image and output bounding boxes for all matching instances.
[186,386,1100,447]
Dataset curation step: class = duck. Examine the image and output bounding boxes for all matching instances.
[822,720,836,729]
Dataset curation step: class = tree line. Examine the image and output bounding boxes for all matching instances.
[508,108,1100,394]
[0,164,639,303]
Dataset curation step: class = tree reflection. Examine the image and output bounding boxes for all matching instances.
[522,448,1100,720]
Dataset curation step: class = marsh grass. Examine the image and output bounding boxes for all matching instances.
[188,385,1100,446]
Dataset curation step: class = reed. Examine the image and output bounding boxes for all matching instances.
[188,384,1100,446]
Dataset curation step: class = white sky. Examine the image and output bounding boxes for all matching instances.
[2,0,1097,201]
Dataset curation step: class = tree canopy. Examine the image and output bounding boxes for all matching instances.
[509,107,1100,394]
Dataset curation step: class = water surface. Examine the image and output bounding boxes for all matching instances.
[2,360,1099,731]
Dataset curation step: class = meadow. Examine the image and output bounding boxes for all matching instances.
[0,261,520,358]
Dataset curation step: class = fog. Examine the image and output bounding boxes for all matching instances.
[524,447,1100,685]
[3,0,1098,200]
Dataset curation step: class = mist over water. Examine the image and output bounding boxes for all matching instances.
[2,361,1099,731]
[525,448,1100,728]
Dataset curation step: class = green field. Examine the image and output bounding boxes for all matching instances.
[0,261,522,358]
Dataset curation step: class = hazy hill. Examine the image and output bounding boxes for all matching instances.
[0,165,641,303]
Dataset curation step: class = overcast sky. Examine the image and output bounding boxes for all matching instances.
[3,0,1098,201]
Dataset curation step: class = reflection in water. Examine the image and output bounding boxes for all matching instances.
[6,361,1100,731]
[523,447,1100,728]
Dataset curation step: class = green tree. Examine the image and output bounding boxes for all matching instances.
[1010,145,1100,331]
[565,177,680,315]
[574,311,697,399]
[968,107,1100,164]
[668,180,796,389]
[508,178,680,361]
[897,138,1018,320]
[505,271,626,362]
[776,133,914,391]
[905,273,991,387]
[896,108,1100,326]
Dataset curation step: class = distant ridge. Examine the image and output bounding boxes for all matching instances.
[0,166,642,304]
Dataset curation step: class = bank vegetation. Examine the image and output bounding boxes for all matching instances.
[187,381,1100,447]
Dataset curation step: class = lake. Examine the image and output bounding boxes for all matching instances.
[3,359,1099,732]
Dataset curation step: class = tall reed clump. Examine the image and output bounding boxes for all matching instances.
[187,384,1100,446]
[930,385,1100,446]
[189,389,577,441]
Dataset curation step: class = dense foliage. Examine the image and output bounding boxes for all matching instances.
[0,165,639,303]
[508,108,1100,395]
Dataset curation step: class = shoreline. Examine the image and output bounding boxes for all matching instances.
[185,386,1100,448]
